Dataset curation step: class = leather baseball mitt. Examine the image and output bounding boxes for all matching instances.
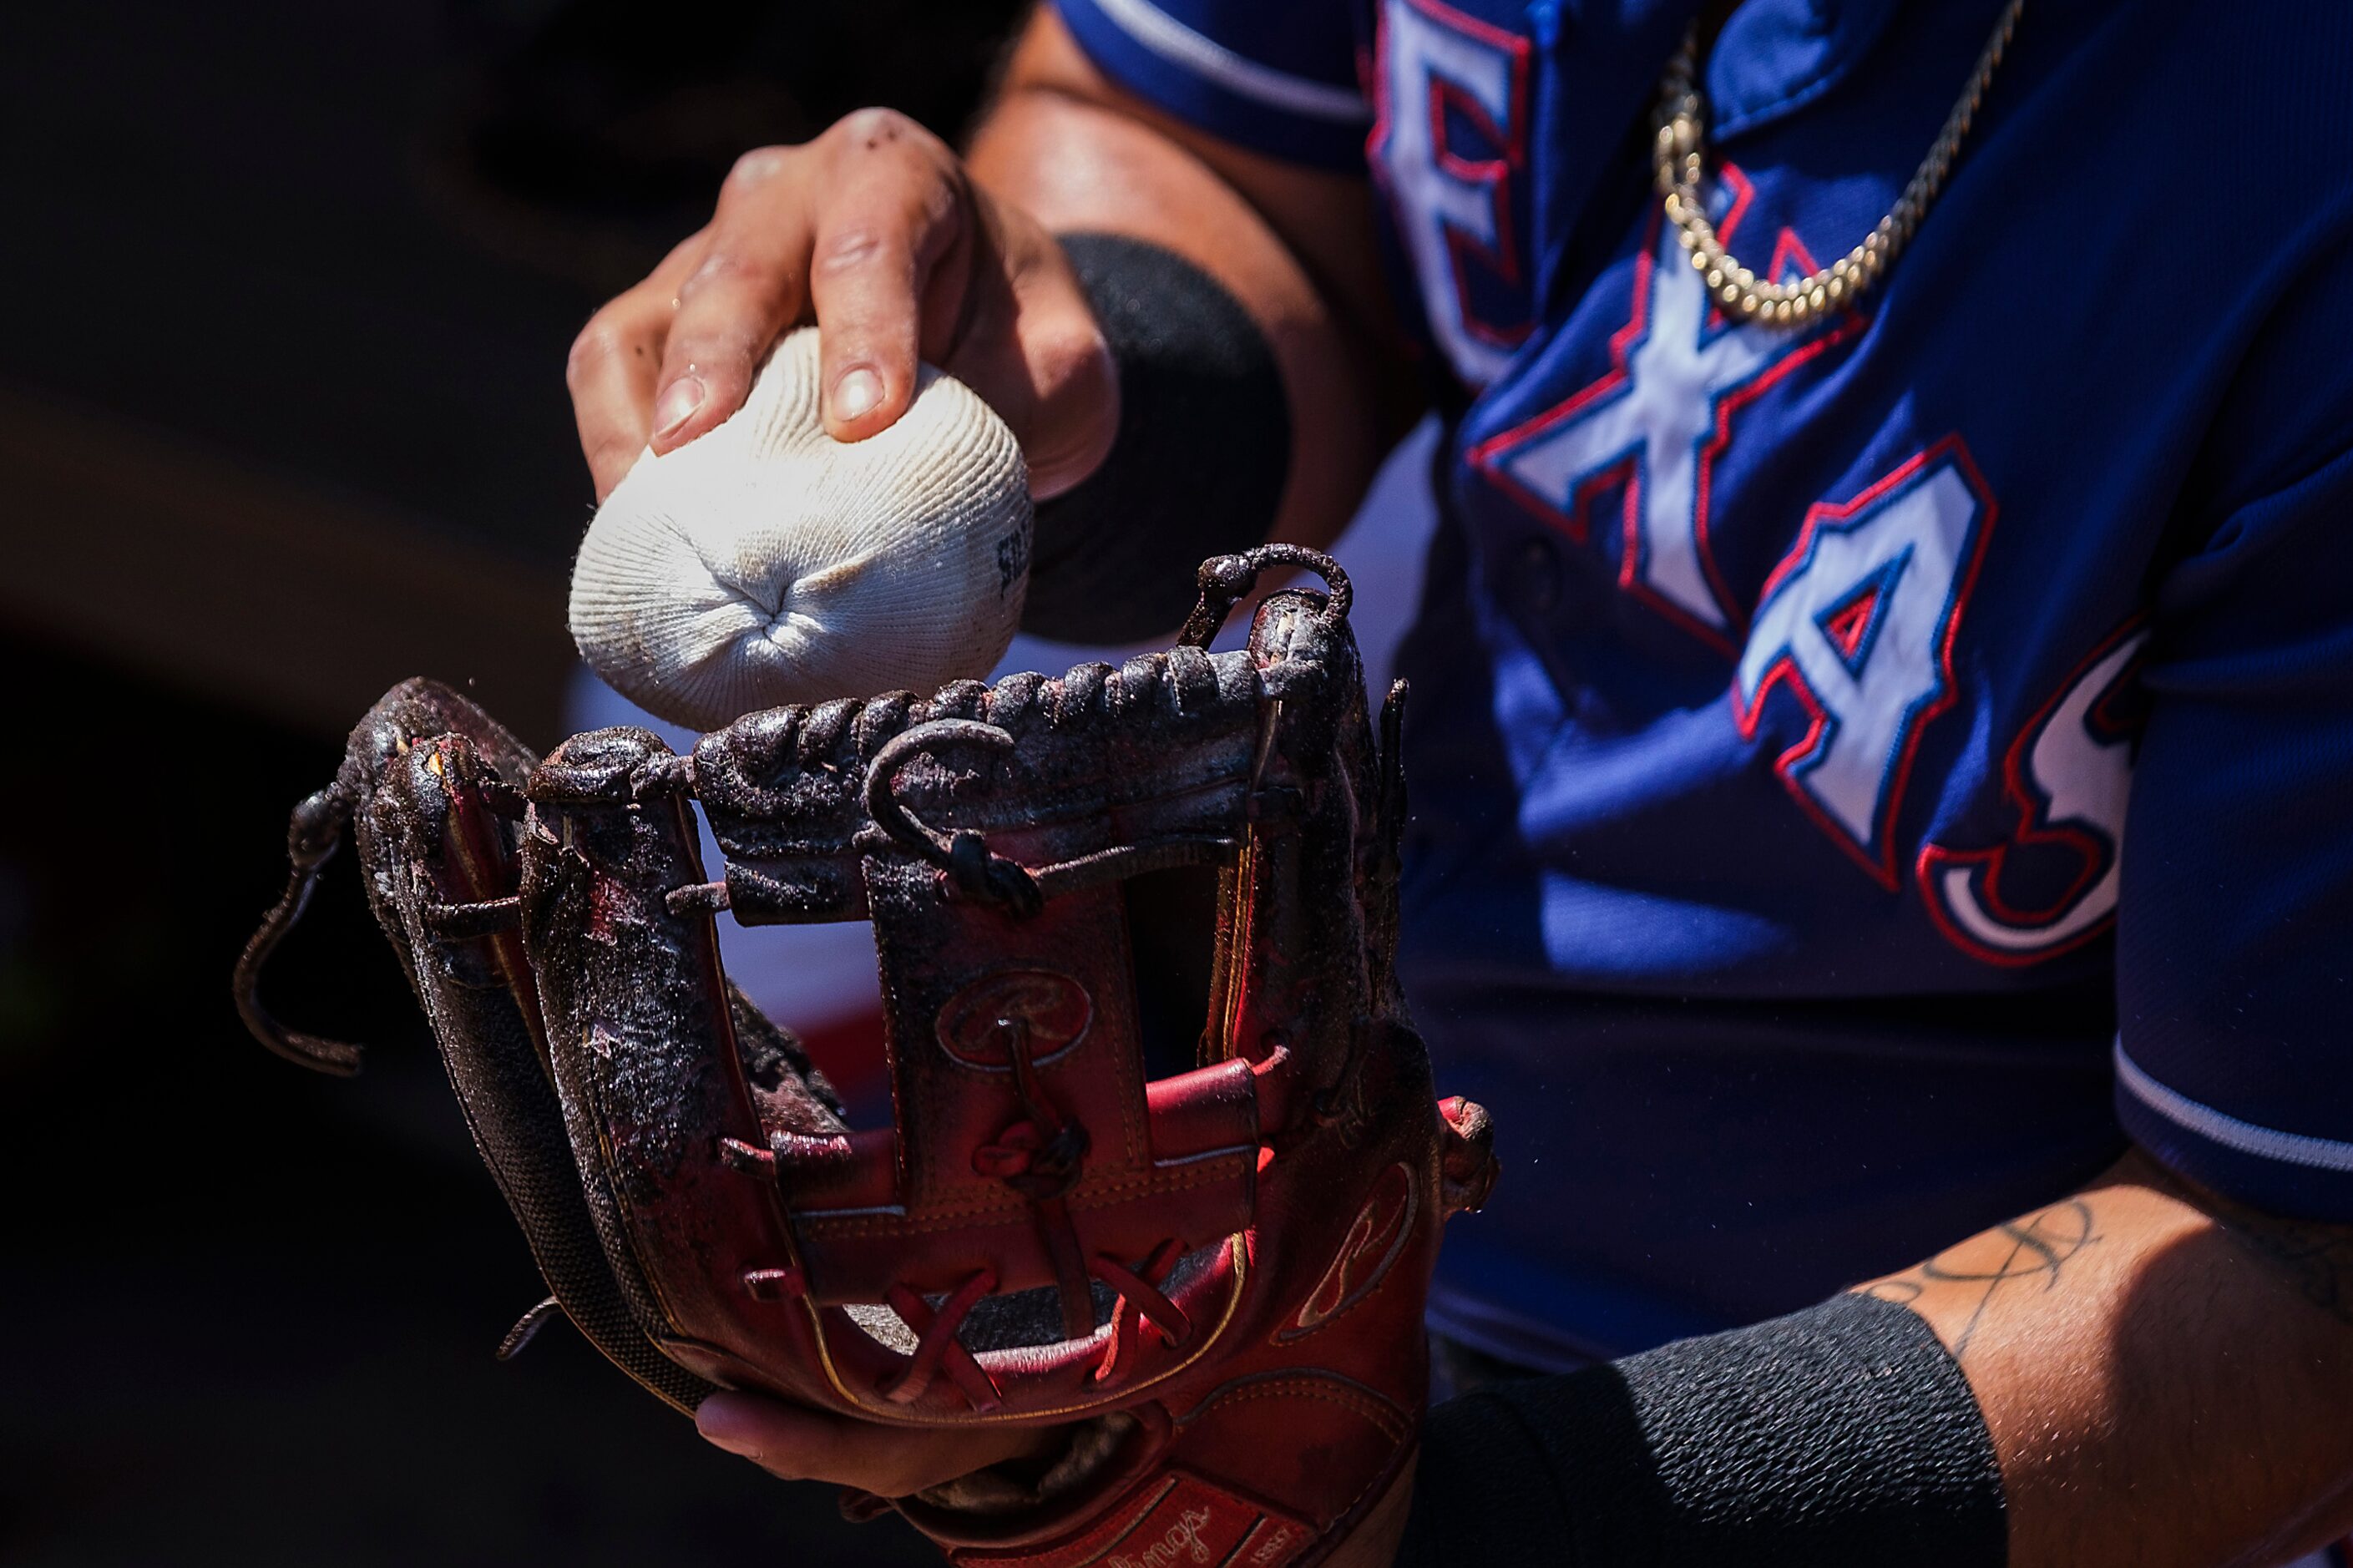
[236,545,1498,1568]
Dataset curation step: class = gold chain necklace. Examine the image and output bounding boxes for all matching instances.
[1652,0,2024,328]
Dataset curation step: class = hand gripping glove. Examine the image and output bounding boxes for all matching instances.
[236,546,1500,1568]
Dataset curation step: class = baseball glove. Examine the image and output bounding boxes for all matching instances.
[235,546,1498,1567]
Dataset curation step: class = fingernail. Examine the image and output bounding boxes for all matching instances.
[654,375,706,438]
[695,1397,760,1458]
[832,367,882,422]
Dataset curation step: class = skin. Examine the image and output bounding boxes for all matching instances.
[564,10,1409,525]
[1857,1153,2353,1567]
[571,8,2353,1565]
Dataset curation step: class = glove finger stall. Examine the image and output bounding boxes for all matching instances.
[337,680,714,1412]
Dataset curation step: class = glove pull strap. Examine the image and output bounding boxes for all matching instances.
[1177,544,1353,648]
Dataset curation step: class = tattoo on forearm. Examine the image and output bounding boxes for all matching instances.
[2207,1206,2353,1327]
[1864,1162,2353,1358]
[1862,1200,2101,1359]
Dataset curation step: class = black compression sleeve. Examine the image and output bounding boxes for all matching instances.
[1020,233,1291,645]
[1397,1293,2007,1566]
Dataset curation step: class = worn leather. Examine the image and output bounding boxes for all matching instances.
[265,551,1497,1568]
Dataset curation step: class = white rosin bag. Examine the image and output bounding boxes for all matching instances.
[569,327,1033,732]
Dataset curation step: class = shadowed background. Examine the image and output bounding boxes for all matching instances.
[0,3,1021,1560]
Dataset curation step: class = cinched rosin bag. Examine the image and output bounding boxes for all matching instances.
[237,548,1498,1568]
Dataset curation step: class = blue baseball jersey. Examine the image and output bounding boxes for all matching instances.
[1054,0,2353,1368]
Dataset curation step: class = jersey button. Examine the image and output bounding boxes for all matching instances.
[1513,534,1561,618]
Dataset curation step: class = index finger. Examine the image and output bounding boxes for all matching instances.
[567,234,706,500]
[649,147,818,455]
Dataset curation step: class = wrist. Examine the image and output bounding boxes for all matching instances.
[1397,1294,2006,1567]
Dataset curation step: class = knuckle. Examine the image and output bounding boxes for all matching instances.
[833,107,956,180]
[565,316,630,387]
[836,106,918,151]
[814,227,895,277]
[678,246,792,317]
[725,144,793,192]
[913,175,964,236]
[681,246,760,293]
[1051,321,1116,391]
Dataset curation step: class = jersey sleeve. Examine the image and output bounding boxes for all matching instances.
[2113,439,2353,1222]
[1050,0,1371,169]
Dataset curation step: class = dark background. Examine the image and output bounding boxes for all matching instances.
[0,3,1021,1560]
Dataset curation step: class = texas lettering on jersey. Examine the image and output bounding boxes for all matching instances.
[1372,8,2127,938]
[1370,0,1534,386]
[1440,150,2016,903]
[1733,438,1998,890]
[1920,622,2148,964]
[1050,0,2353,1340]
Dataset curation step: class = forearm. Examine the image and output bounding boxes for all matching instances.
[1859,1151,2353,1568]
[1389,1152,2353,1567]
[970,6,1410,551]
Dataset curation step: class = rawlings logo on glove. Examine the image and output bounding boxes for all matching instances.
[235,547,1497,1568]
